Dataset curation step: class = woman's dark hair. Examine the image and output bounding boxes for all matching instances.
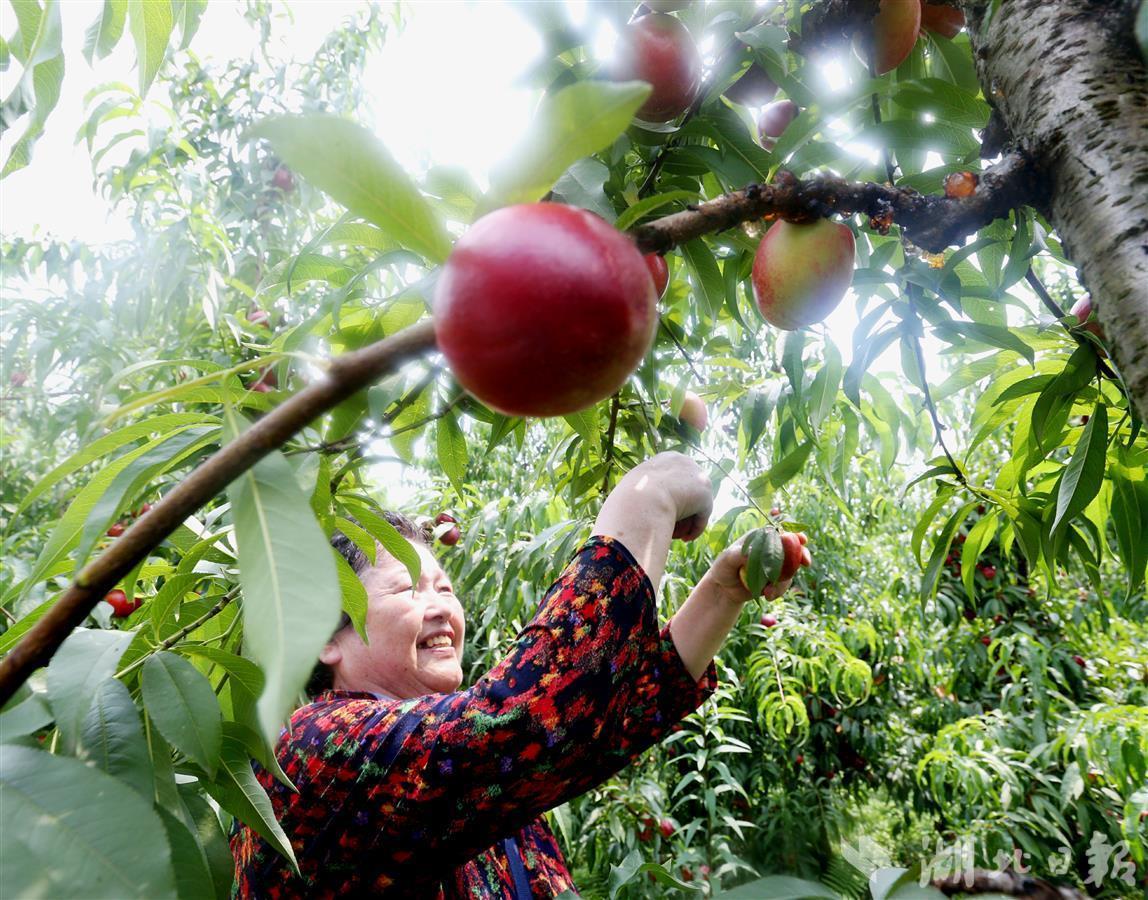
[305,511,429,697]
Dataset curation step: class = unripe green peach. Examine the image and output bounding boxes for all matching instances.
[751,219,855,330]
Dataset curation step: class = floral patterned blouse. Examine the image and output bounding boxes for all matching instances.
[230,535,718,897]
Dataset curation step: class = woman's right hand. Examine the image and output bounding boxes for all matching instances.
[625,452,714,542]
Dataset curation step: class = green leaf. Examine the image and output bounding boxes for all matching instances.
[961,512,999,599]
[0,744,176,898]
[766,441,815,491]
[14,410,207,516]
[862,118,979,157]
[250,114,451,263]
[563,406,601,454]
[552,158,614,222]
[156,805,217,900]
[200,733,298,872]
[920,503,977,603]
[78,677,154,800]
[743,528,784,596]
[141,650,223,776]
[891,78,991,128]
[21,425,212,597]
[1110,468,1148,597]
[334,552,369,643]
[482,80,650,212]
[680,238,724,319]
[0,595,56,654]
[149,572,206,638]
[177,645,266,699]
[74,426,216,573]
[179,788,235,899]
[615,189,697,231]
[47,628,134,754]
[436,412,468,498]
[342,501,421,588]
[1,0,64,178]
[0,690,52,737]
[932,320,1035,365]
[225,412,341,744]
[127,0,172,96]
[1051,403,1108,534]
[222,720,293,792]
[83,0,127,62]
[171,0,206,50]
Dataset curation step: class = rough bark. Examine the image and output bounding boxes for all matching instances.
[963,0,1148,421]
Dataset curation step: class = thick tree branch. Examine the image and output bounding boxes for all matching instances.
[0,320,437,705]
[629,154,1041,254]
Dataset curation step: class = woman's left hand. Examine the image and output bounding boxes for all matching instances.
[705,531,803,605]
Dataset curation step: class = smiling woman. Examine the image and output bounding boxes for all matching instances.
[229,451,803,897]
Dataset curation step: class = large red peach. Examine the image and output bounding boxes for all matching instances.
[434,204,657,417]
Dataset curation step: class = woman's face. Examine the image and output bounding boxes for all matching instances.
[320,539,466,699]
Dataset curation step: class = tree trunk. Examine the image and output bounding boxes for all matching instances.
[964,0,1148,421]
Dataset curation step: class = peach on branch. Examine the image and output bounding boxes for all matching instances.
[434,203,657,417]
[751,219,856,330]
[756,99,798,151]
[920,3,965,38]
[644,253,669,299]
[867,0,922,75]
[612,13,701,122]
[677,390,708,431]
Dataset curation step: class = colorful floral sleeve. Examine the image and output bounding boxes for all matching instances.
[264,535,715,890]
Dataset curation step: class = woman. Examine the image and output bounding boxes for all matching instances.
[231,452,801,897]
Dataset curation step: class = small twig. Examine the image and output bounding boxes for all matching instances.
[600,393,622,496]
[682,434,767,518]
[115,590,237,680]
[383,392,464,439]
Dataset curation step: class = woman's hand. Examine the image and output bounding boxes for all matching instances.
[592,452,713,590]
[668,529,807,681]
[706,530,800,605]
[627,451,714,541]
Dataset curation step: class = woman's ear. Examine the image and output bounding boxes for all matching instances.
[319,640,343,667]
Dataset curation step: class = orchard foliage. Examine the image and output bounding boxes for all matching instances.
[2,1,1147,898]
